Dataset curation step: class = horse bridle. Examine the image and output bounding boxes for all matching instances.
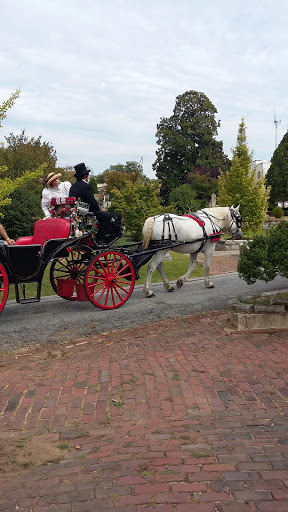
[199,208,242,237]
[229,208,242,236]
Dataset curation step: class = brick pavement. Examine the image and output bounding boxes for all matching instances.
[198,251,240,275]
[1,308,288,511]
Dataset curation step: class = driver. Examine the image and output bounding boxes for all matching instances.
[69,163,121,240]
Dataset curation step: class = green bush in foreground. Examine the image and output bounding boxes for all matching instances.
[271,205,284,218]
[238,221,288,284]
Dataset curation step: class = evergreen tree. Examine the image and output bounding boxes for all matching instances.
[266,132,288,206]
[153,90,230,203]
[218,118,270,234]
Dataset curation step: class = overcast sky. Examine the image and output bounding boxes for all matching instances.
[1,0,287,178]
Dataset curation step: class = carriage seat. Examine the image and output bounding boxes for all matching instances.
[15,218,71,246]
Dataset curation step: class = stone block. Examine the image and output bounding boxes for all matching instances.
[254,305,285,314]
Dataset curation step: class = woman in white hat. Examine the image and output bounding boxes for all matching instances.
[41,172,72,218]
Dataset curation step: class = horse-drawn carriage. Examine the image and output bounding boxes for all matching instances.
[0,199,243,314]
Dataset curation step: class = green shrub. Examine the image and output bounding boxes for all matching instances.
[271,206,284,218]
[238,221,288,284]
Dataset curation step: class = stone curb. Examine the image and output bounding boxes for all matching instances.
[226,289,288,330]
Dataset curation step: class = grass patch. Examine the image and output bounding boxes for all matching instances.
[190,450,209,459]
[57,442,71,450]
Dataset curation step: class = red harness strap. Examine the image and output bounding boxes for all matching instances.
[183,214,221,242]
[210,233,222,242]
[183,214,205,226]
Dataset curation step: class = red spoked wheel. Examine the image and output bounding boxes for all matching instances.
[84,251,135,310]
[50,250,90,300]
[0,262,9,313]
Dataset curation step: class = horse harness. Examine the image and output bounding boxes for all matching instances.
[155,211,222,254]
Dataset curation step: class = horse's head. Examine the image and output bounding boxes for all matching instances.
[229,205,243,239]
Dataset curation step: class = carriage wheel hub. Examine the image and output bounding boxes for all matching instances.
[106,274,116,284]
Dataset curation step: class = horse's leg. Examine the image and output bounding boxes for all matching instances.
[156,261,174,292]
[143,249,170,298]
[176,253,197,289]
[203,244,215,288]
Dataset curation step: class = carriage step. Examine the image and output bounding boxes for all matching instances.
[15,283,41,304]
[18,297,41,304]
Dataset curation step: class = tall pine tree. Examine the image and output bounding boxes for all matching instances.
[218,118,270,234]
[266,132,288,206]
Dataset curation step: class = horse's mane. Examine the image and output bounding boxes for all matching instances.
[142,217,155,249]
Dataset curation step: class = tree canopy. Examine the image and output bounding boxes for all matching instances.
[0,128,58,237]
[110,178,171,240]
[0,91,45,227]
[266,132,288,206]
[153,90,230,203]
[186,166,219,203]
[103,161,143,194]
[169,184,204,214]
[218,118,270,234]
[0,130,57,180]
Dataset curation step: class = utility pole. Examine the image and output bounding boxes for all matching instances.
[274,113,281,149]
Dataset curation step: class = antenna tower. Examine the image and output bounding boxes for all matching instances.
[274,113,281,149]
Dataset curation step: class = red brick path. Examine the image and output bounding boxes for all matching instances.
[1,311,288,511]
[198,251,240,275]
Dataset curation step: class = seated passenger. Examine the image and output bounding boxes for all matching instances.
[69,163,121,240]
[41,172,71,218]
[0,222,15,245]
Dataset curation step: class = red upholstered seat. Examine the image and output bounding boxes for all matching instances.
[15,218,71,246]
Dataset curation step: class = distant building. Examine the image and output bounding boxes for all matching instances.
[251,160,271,179]
[94,183,111,210]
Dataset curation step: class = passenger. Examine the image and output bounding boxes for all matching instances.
[41,172,71,218]
[0,223,16,245]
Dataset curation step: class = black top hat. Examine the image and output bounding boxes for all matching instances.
[74,163,91,178]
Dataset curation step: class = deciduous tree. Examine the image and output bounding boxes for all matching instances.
[153,90,229,203]
[110,178,172,240]
[169,184,204,214]
[0,91,44,226]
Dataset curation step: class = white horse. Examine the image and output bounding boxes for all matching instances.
[142,206,243,298]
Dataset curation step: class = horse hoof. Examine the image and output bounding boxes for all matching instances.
[168,287,174,292]
[206,284,215,289]
[146,292,155,298]
[176,279,183,289]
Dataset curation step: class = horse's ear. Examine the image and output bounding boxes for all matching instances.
[235,205,240,212]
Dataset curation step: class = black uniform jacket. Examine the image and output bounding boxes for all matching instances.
[69,179,111,223]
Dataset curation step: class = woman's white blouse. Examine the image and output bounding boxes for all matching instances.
[41,181,72,217]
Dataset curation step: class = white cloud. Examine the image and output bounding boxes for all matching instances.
[1,0,288,177]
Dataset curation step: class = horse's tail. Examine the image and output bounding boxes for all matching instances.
[142,217,155,249]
